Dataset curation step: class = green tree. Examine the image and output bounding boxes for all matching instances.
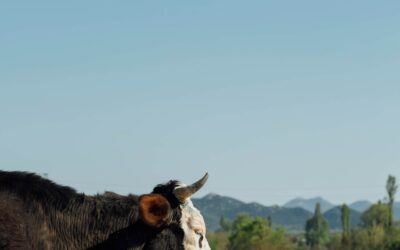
[219,216,232,232]
[386,175,397,228]
[341,204,350,246]
[305,203,330,248]
[361,201,390,228]
[228,214,291,250]
[267,215,272,227]
[350,225,386,250]
[208,231,229,250]
[385,227,400,250]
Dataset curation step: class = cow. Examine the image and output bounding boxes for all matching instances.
[0,170,210,250]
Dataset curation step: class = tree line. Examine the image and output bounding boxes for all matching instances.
[208,175,400,250]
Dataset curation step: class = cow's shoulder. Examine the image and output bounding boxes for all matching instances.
[0,170,80,210]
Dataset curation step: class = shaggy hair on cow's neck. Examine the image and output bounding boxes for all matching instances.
[0,171,184,250]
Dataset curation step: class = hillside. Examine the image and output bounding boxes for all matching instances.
[192,193,312,231]
[283,197,335,213]
[192,193,366,232]
[395,202,400,220]
[192,194,400,232]
[349,200,372,212]
[323,206,361,229]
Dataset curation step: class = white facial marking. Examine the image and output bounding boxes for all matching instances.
[180,199,210,250]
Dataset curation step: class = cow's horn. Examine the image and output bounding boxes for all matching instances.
[174,172,209,202]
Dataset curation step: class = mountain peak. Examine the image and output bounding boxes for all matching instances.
[283,197,335,213]
[203,192,220,199]
[349,200,372,212]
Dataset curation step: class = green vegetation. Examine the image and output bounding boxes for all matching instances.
[208,214,292,250]
[305,203,330,248]
[361,201,391,228]
[340,204,350,246]
[208,174,400,250]
[386,175,398,229]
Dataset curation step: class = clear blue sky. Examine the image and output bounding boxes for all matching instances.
[1,1,399,205]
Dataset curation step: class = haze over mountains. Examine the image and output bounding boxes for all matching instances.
[283,197,373,213]
[283,197,336,213]
[192,193,400,232]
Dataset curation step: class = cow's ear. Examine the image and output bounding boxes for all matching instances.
[139,194,172,227]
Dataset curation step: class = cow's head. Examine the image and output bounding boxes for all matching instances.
[139,173,210,250]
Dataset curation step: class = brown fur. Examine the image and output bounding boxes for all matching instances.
[0,171,187,250]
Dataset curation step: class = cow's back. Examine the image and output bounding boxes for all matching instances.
[0,192,32,250]
[0,171,78,250]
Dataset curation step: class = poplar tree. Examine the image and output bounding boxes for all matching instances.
[386,175,397,229]
[305,203,330,248]
[341,204,350,244]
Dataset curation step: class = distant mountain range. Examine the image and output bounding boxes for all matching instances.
[283,197,373,213]
[349,200,373,212]
[283,197,335,213]
[192,194,400,232]
[193,193,311,232]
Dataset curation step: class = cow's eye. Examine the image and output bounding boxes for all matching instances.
[195,231,204,248]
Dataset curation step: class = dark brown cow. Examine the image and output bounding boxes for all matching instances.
[0,171,210,250]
